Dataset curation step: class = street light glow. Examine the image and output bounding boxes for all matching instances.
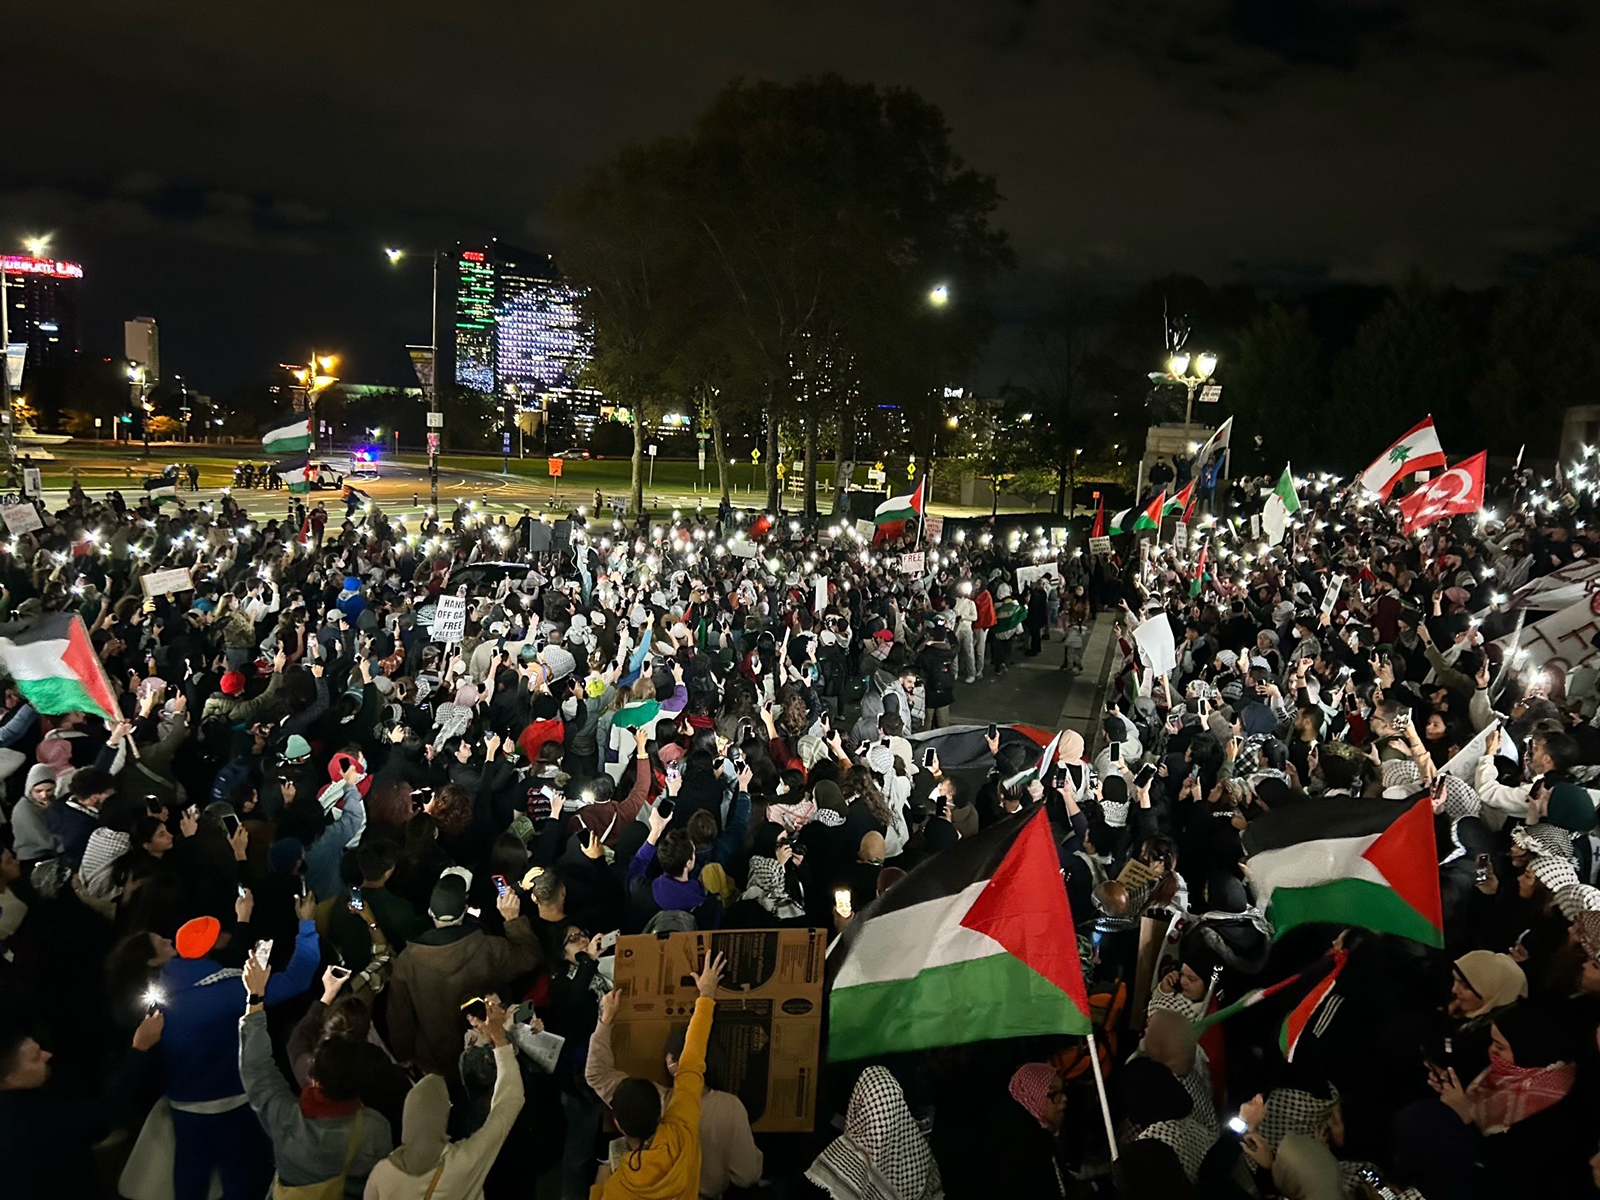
[1167,352,1190,377]
[1195,351,1218,378]
[946,415,959,428]
[384,247,404,264]
[23,235,51,257]
[928,283,950,307]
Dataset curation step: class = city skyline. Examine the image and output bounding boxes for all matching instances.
[3,3,1595,397]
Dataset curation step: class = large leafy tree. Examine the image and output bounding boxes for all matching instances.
[1225,304,1327,475]
[1470,260,1600,459]
[1330,272,1469,468]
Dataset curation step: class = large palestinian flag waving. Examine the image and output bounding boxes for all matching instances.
[827,807,1090,1061]
[0,613,119,719]
[1244,796,1442,948]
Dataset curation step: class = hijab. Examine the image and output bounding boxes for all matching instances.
[1271,1135,1345,1200]
[389,1072,451,1175]
[1453,950,1528,1015]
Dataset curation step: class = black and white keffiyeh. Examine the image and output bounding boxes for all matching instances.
[807,1067,942,1200]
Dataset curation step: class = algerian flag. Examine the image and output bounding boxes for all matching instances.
[874,478,925,526]
[262,414,313,455]
[0,613,119,719]
[828,808,1090,1060]
[1260,465,1301,544]
[1244,796,1443,948]
[147,484,179,507]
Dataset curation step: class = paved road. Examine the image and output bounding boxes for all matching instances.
[946,613,1118,744]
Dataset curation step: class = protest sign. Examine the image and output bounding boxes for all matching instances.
[899,551,925,576]
[727,538,758,559]
[1321,573,1346,616]
[1507,559,1600,612]
[854,519,874,542]
[433,594,468,643]
[1492,596,1600,674]
[140,567,193,598]
[610,929,825,1133]
[1090,536,1112,556]
[1443,718,1517,784]
[0,502,42,535]
[1172,522,1187,552]
[1132,611,1177,676]
[923,514,944,543]
[1015,563,1063,592]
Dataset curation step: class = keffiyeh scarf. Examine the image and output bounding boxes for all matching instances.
[807,1067,942,1200]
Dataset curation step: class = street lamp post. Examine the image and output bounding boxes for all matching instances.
[128,364,149,453]
[1165,350,1218,433]
[385,247,442,510]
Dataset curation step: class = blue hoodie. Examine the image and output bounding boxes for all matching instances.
[157,919,319,1104]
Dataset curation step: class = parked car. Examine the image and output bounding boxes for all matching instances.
[552,446,591,459]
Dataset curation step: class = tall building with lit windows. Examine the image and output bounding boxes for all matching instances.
[2,253,82,390]
[452,246,496,393]
[448,239,601,436]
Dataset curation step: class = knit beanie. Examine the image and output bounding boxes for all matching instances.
[175,916,221,959]
[220,671,246,696]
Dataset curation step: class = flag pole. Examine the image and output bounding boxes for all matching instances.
[912,477,924,552]
[1085,1029,1118,1163]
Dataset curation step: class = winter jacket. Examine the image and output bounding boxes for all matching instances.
[158,918,321,1104]
[387,921,542,1080]
[304,786,369,901]
[240,1010,393,1195]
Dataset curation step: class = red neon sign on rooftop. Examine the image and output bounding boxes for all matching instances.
[461,250,485,262]
[1,255,85,279]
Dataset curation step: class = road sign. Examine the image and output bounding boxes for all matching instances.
[751,447,762,463]
[1199,384,1222,404]
[906,461,916,480]
[648,444,658,457]
[502,432,511,453]
[697,445,706,471]
[548,457,564,478]
[426,410,444,428]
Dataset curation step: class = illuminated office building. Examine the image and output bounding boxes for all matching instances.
[450,240,601,436]
[2,253,83,389]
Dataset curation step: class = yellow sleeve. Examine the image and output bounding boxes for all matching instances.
[661,996,715,1126]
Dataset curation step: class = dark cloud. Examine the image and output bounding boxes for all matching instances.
[1,0,1596,391]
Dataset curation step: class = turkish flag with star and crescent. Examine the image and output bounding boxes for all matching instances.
[1396,451,1486,534]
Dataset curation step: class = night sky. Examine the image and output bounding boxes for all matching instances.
[4,1,1596,396]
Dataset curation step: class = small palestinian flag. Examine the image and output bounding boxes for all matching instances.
[874,478,925,525]
[1162,480,1194,520]
[147,483,179,507]
[828,807,1090,1060]
[1244,796,1443,947]
[1281,950,1347,1061]
[283,463,314,495]
[1189,540,1208,599]
[1132,490,1165,534]
[0,613,118,719]
[262,413,313,456]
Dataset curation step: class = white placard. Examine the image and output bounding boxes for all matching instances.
[1321,573,1346,616]
[433,594,468,643]
[1172,522,1188,551]
[899,551,925,576]
[727,538,758,559]
[0,502,42,535]
[1493,595,1600,674]
[813,576,827,616]
[1090,536,1112,556]
[854,519,874,542]
[22,468,41,498]
[1248,514,1262,541]
[1443,718,1517,783]
[1132,611,1178,677]
[140,567,194,597]
[1015,563,1063,592]
[1507,559,1600,612]
[923,514,944,543]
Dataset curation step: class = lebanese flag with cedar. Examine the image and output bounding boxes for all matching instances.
[1396,451,1486,535]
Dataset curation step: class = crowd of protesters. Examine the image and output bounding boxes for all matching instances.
[0,456,1596,1200]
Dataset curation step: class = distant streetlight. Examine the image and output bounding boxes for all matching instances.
[385,245,443,507]
[928,283,950,307]
[23,235,50,258]
[946,414,960,428]
[383,247,404,264]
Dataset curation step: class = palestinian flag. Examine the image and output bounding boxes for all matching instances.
[262,413,313,455]
[828,808,1090,1061]
[1261,465,1301,544]
[283,463,314,495]
[874,478,925,526]
[1107,507,1132,536]
[1281,950,1347,1061]
[1132,490,1165,533]
[0,613,118,719]
[1244,796,1442,947]
[1163,480,1194,520]
[147,483,179,507]
[1189,540,1208,599]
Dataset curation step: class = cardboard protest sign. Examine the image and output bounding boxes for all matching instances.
[900,551,925,576]
[1089,536,1112,556]
[0,502,42,535]
[140,567,193,597]
[1132,611,1177,677]
[432,594,468,643]
[610,929,825,1133]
